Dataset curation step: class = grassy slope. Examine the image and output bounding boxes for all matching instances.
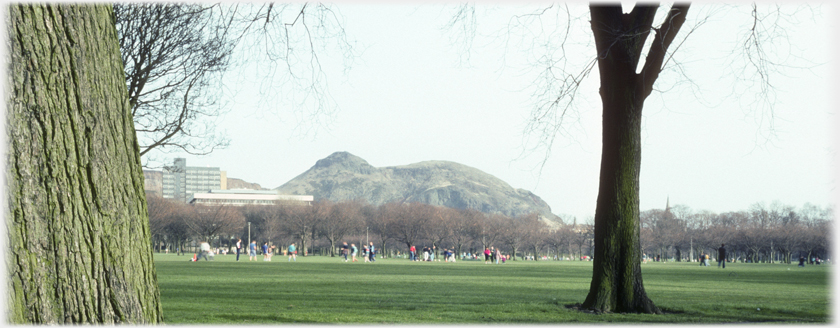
[155,254,829,324]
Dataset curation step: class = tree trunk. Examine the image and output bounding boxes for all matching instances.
[380,240,388,258]
[581,4,688,314]
[299,233,307,257]
[7,4,161,323]
[581,74,658,312]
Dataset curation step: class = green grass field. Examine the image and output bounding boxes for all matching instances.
[154,253,830,324]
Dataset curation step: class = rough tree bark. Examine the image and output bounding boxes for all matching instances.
[581,3,689,314]
[6,4,162,323]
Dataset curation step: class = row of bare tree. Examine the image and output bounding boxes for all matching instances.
[640,202,832,264]
[146,195,579,259]
[147,195,831,262]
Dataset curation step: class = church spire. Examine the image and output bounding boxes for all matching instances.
[665,196,670,213]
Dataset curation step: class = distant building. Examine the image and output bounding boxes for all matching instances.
[161,158,226,202]
[143,170,163,196]
[188,189,313,206]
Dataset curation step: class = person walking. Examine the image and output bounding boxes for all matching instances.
[423,246,430,261]
[490,247,496,264]
[363,245,370,263]
[262,242,269,261]
[236,238,242,261]
[341,242,349,262]
[351,243,358,262]
[430,245,436,262]
[410,245,416,261]
[288,243,297,262]
[704,253,710,266]
[717,244,727,268]
[484,248,491,264]
[249,240,257,261]
[494,248,501,264]
[369,242,376,262]
[198,241,211,261]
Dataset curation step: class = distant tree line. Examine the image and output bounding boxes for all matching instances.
[640,202,832,264]
[146,195,831,263]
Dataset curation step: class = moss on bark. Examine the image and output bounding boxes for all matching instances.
[6,3,161,324]
[580,4,664,314]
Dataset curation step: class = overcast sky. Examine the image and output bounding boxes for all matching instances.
[143,3,836,221]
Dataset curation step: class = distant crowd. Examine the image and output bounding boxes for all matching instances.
[190,238,518,265]
[189,240,827,267]
[189,239,576,264]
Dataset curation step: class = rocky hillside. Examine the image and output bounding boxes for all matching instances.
[226,177,266,190]
[275,152,560,224]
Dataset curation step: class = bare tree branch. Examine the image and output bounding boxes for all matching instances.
[116,3,358,166]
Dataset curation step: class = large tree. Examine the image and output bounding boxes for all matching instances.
[386,202,427,249]
[319,200,363,256]
[426,206,454,258]
[6,3,161,323]
[114,3,356,163]
[114,3,234,157]
[581,4,690,314]
[449,209,480,258]
[186,204,245,248]
[278,202,314,255]
[543,224,575,260]
[445,2,815,313]
[147,194,185,253]
[499,213,529,261]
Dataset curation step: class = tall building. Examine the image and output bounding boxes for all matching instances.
[143,170,163,196]
[162,158,225,202]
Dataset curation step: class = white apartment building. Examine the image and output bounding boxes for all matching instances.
[188,189,313,206]
[162,158,227,202]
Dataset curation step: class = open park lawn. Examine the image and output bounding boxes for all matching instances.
[155,254,830,324]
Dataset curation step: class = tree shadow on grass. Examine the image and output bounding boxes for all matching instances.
[215,313,318,323]
[563,303,684,315]
[561,303,817,323]
[561,302,763,323]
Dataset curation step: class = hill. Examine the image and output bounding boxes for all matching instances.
[226,177,266,190]
[275,152,561,225]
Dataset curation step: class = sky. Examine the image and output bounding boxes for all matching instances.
[143,3,836,222]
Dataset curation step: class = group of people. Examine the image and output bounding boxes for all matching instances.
[229,239,298,262]
[697,244,727,268]
[193,241,213,261]
[482,247,507,264]
[407,245,459,262]
[340,242,377,263]
[798,256,823,266]
[196,238,379,263]
[186,239,826,269]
